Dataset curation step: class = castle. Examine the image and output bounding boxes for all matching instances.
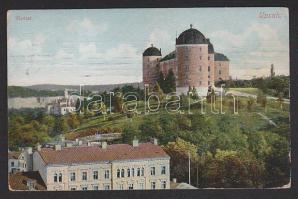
[143,24,230,96]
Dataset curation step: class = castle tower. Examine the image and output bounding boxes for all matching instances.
[207,38,215,87]
[142,44,162,86]
[175,24,209,96]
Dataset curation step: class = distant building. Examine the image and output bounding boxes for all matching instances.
[9,171,47,191]
[8,147,33,173]
[143,24,230,96]
[46,89,77,115]
[32,138,170,191]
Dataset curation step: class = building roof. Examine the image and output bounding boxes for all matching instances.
[215,52,229,61]
[159,51,176,62]
[207,39,214,54]
[176,25,207,45]
[9,171,47,191]
[37,142,169,165]
[143,46,162,56]
[8,151,21,159]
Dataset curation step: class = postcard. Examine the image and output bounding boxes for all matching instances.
[7,8,290,191]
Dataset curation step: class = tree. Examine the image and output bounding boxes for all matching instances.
[163,138,198,185]
[164,69,176,93]
[153,82,165,101]
[114,94,123,113]
[203,150,265,188]
[157,71,165,91]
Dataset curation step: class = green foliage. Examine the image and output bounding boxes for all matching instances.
[8,86,63,97]
[157,69,176,93]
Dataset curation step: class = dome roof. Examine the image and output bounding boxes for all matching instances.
[215,53,229,61]
[207,39,214,54]
[143,45,162,56]
[176,24,207,45]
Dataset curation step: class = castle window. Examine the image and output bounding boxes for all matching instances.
[199,66,202,72]
[93,171,98,180]
[54,173,58,182]
[117,169,120,178]
[137,168,141,176]
[208,66,210,72]
[82,172,87,181]
[104,170,110,179]
[208,56,210,60]
[161,181,167,189]
[208,81,210,85]
[219,70,222,75]
[121,169,125,178]
[58,173,62,182]
[70,172,76,181]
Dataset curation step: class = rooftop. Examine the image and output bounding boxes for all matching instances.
[8,151,21,159]
[176,24,207,45]
[215,52,229,61]
[9,171,47,191]
[159,51,176,62]
[37,142,169,165]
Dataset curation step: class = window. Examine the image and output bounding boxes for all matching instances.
[208,66,210,72]
[104,185,110,190]
[24,163,26,168]
[104,170,110,179]
[150,167,155,176]
[93,185,99,190]
[132,168,135,177]
[118,184,124,190]
[117,169,120,178]
[70,187,76,191]
[82,186,88,191]
[70,172,76,181]
[208,81,210,85]
[208,75,210,78]
[219,70,221,75]
[93,171,98,180]
[121,169,125,178]
[11,162,14,167]
[161,166,166,175]
[151,182,156,189]
[208,56,210,60]
[161,181,167,189]
[137,168,140,176]
[127,169,130,177]
[58,173,63,182]
[54,173,58,182]
[129,183,134,190]
[199,66,202,72]
[82,172,87,181]
[139,183,144,190]
[141,168,144,176]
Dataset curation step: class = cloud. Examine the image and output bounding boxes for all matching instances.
[147,29,173,54]
[66,18,107,37]
[210,22,289,79]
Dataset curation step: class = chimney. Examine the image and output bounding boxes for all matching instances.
[54,144,62,151]
[25,147,32,154]
[150,138,158,145]
[60,135,65,142]
[172,178,177,183]
[36,144,41,151]
[101,141,107,149]
[132,137,139,147]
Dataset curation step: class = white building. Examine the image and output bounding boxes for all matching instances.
[46,89,77,115]
[8,147,33,173]
[33,139,170,191]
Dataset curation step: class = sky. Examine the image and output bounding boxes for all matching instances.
[7,8,289,86]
